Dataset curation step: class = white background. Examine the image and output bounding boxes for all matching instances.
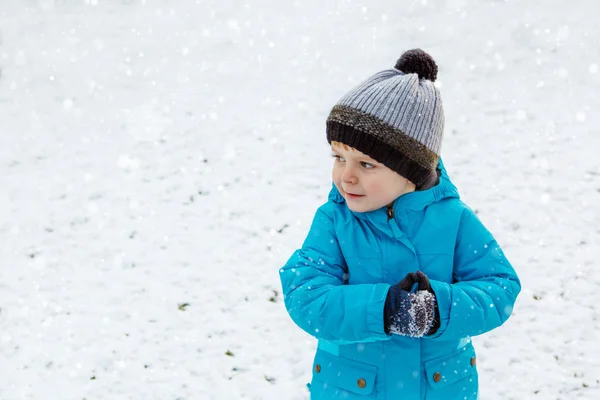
[0,0,599,399]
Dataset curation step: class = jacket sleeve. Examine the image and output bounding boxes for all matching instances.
[426,207,521,341]
[279,205,392,344]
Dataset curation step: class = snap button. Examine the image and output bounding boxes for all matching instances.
[357,378,367,388]
[433,372,441,383]
[471,357,476,367]
[315,364,321,373]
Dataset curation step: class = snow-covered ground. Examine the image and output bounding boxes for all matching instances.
[1,0,599,399]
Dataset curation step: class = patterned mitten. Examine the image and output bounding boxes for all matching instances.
[384,271,439,337]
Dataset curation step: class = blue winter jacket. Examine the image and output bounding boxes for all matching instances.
[280,160,521,399]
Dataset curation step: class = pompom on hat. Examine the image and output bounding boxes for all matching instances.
[326,49,444,190]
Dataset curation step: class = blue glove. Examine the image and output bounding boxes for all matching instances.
[384,271,439,337]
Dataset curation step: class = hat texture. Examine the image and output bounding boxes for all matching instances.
[326,49,444,189]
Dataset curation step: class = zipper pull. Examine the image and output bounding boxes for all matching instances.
[386,204,394,220]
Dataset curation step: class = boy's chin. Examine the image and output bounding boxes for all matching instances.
[346,203,377,213]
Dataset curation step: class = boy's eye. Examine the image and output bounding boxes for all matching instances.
[332,155,345,162]
[361,162,375,169]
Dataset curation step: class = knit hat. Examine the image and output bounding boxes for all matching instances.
[326,49,444,190]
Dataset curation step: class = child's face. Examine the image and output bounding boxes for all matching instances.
[331,142,416,213]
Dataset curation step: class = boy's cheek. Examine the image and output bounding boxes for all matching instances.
[331,166,341,181]
[366,181,381,194]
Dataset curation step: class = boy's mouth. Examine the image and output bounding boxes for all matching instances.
[346,193,365,199]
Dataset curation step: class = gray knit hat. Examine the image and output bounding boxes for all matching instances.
[326,49,444,190]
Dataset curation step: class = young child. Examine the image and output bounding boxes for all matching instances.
[279,49,521,399]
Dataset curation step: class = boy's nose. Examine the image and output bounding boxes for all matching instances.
[341,167,358,184]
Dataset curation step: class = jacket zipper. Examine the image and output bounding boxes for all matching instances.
[386,204,416,254]
[386,204,394,220]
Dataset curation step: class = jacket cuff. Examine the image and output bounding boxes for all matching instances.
[367,283,392,336]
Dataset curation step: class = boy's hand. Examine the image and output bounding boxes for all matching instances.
[384,271,439,337]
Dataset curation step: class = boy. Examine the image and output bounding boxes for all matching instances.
[279,49,521,399]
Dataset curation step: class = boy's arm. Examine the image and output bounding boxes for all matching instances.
[426,207,521,341]
[280,205,391,344]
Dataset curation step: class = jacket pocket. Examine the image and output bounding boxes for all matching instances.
[423,345,478,399]
[310,349,378,398]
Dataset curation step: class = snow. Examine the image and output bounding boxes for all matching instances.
[0,0,599,399]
